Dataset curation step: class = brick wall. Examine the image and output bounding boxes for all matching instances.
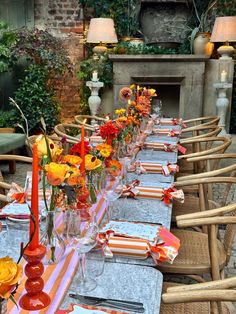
[34,0,85,121]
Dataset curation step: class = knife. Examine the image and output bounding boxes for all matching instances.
[69,294,145,312]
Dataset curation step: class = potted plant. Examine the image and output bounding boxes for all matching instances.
[191,0,217,55]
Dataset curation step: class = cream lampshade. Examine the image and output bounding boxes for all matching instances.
[210,16,236,59]
[87,18,118,54]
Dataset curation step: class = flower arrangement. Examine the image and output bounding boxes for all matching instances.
[0,256,22,310]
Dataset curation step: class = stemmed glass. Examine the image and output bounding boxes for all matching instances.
[100,170,123,222]
[152,99,162,119]
[71,212,99,293]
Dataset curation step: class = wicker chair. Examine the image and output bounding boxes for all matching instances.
[0,155,32,203]
[180,125,221,141]
[172,154,236,221]
[157,177,236,282]
[161,277,236,314]
[54,123,93,144]
[74,114,107,131]
[183,116,220,128]
[177,136,231,176]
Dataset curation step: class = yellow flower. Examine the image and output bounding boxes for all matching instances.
[85,154,102,171]
[36,135,59,158]
[62,155,82,166]
[115,108,126,116]
[0,257,22,299]
[117,116,127,123]
[96,144,112,158]
[45,162,70,186]
[149,88,157,96]
[67,166,84,186]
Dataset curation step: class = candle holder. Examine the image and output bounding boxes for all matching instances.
[19,244,51,311]
[86,80,104,125]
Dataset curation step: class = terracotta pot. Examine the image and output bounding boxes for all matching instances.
[193,32,213,56]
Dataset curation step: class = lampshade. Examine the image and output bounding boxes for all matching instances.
[87,18,118,44]
[210,16,236,43]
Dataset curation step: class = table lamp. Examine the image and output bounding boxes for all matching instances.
[86,18,118,55]
[210,16,236,59]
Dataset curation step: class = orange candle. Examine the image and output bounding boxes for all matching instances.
[80,119,87,173]
[136,85,140,104]
[29,143,39,250]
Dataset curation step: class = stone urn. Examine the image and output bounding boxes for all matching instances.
[193,32,214,56]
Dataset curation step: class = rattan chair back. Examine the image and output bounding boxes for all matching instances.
[181,125,221,141]
[183,115,220,128]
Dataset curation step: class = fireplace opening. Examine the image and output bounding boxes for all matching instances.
[138,84,180,118]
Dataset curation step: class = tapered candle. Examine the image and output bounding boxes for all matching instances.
[136,85,140,104]
[29,143,39,250]
[80,119,87,173]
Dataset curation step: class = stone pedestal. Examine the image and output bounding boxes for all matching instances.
[213,82,232,137]
[86,81,104,125]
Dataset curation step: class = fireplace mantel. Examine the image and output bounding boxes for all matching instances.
[109,55,209,62]
[109,54,209,119]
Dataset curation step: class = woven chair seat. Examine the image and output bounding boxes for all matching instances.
[158,229,226,274]
[160,282,231,314]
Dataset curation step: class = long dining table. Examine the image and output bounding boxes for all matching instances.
[2,117,183,314]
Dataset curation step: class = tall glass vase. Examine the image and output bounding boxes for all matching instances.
[40,211,66,265]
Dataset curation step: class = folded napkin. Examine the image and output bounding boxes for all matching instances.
[56,303,128,314]
[129,161,179,176]
[99,223,180,264]
[152,128,181,137]
[0,203,30,219]
[144,142,187,154]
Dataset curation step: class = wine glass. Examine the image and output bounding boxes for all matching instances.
[100,171,123,222]
[73,213,99,293]
[153,99,162,118]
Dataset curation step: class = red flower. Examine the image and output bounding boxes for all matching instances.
[99,121,119,141]
[70,141,90,156]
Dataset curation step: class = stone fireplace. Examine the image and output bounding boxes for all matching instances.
[109,55,209,119]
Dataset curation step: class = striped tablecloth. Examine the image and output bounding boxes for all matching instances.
[7,194,107,314]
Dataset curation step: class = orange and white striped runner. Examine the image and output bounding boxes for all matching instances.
[7,194,107,314]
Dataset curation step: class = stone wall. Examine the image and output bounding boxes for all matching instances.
[34,0,84,121]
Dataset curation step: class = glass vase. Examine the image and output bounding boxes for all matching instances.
[63,209,81,243]
[40,211,66,265]
[0,299,7,314]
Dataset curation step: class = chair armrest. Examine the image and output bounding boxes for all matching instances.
[167,276,236,293]
[175,176,236,187]
[186,153,236,163]
[176,203,236,221]
[162,289,236,304]
[177,216,236,228]
[0,155,32,163]
[0,182,11,189]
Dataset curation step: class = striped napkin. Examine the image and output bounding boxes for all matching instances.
[57,303,128,313]
[155,118,183,126]
[134,186,184,203]
[7,194,107,314]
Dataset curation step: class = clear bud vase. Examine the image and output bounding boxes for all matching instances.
[63,208,81,244]
[0,299,7,314]
[40,211,66,265]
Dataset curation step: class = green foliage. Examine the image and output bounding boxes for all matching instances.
[0,21,17,73]
[14,64,60,135]
[79,0,141,37]
[11,28,72,78]
[114,42,176,55]
[216,0,236,15]
[0,109,18,128]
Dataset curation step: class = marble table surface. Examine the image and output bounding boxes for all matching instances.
[136,150,177,164]
[127,172,174,184]
[61,261,163,314]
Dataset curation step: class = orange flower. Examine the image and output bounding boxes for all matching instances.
[0,257,22,299]
[85,154,102,171]
[62,155,82,166]
[107,160,122,176]
[45,162,70,186]
[67,167,85,186]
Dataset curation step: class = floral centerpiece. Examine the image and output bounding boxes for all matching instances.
[0,256,22,313]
